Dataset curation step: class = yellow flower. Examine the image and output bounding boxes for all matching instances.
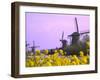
[55,58,62,66]
[59,49,64,55]
[44,49,49,55]
[80,51,84,57]
[30,60,35,67]
[26,60,30,67]
[43,62,52,66]
[26,59,35,67]
[40,53,45,59]
[71,61,77,65]
[59,49,63,53]
[64,52,67,55]
[35,50,40,55]
[61,57,68,65]
[26,48,90,67]
[70,55,80,65]
[80,56,88,64]
[54,50,58,53]
[52,52,59,60]
[86,41,90,48]
[35,56,41,63]
[67,59,71,65]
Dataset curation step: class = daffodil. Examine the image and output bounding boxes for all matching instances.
[80,51,84,57]
[26,59,35,67]
[71,61,77,65]
[53,52,59,60]
[35,50,40,55]
[26,46,90,67]
[86,41,90,48]
[54,58,62,66]
[44,49,49,55]
[80,56,89,64]
[59,49,64,55]
[54,50,58,53]
[43,62,52,66]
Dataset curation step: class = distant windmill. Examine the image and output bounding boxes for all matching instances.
[60,31,67,50]
[29,41,40,54]
[25,41,30,52]
[68,17,89,45]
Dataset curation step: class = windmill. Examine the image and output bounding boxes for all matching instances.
[60,31,67,51]
[68,17,89,45]
[29,41,40,54]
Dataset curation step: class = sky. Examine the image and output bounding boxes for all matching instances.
[26,12,90,50]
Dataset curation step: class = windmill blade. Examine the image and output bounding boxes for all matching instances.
[62,31,64,40]
[26,43,30,47]
[80,31,89,35]
[29,41,40,48]
[29,46,40,48]
[33,40,35,46]
[68,35,71,37]
[75,17,79,33]
[35,46,40,48]
[25,41,30,47]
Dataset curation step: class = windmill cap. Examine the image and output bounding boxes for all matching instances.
[60,40,67,42]
[70,32,80,36]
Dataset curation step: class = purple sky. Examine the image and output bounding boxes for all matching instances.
[26,12,90,50]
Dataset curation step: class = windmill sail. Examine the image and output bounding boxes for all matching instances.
[29,41,40,53]
[26,41,29,47]
[62,31,64,40]
[33,40,35,47]
[75,17,79,33]
[80,31,89,35]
